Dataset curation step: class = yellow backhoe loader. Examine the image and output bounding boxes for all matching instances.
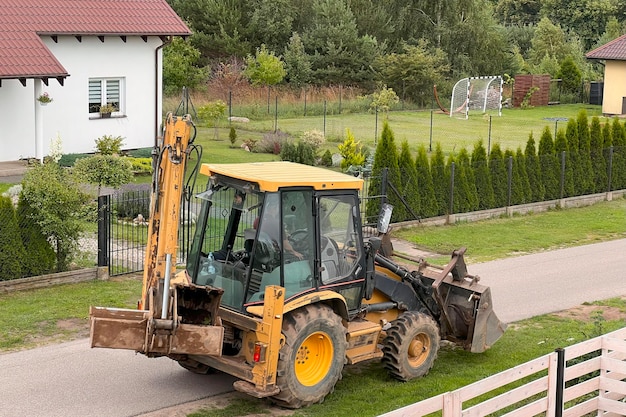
[90,113,505,408]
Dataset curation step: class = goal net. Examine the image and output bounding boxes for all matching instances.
[450,76,502,119]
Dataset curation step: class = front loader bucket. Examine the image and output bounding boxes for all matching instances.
[435,281,506,353]
[420,248,506,353]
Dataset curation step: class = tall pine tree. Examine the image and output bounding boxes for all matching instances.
[471,140,495,209]
[538,126,560,200]
[565,118,584,196]
[576,109,595,195]
[414,144,438,218]
[554,127,574,198]
[515,147,532,204]
[0,196,26,280]
[488,143,508,208]
[431,143,449,215]
[456,148,478,212]
[366,121,402,222]
[589,116,607,193]
[525,133,545,202]
[398,140,420,221]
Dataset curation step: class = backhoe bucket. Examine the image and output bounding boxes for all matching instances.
[90,284,225,356]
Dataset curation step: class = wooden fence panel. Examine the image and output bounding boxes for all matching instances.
[378,328,626,417]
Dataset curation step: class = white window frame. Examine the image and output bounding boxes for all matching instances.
[89,77,125,118]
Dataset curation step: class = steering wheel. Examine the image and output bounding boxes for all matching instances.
[288,229,310,255]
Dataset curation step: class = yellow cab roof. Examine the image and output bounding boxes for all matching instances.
[200,161,363,192]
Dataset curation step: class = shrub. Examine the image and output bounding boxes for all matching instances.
[17,195,56,276]
[21,161,91,272]
[73,154,134,194]
[0,196,26,280]
[300,129,325,149]
[337,129,366,170]
[127,157,152,174]
[229,127,237,147]
[256,131,292,154]
[58,153,89,167]
[320,149,333,166]
[126,148,153,158]
[113,185,151,220]
[95,135,124,155]
[280,141,316,165]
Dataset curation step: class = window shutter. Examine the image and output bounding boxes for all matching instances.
[89,80,102,113]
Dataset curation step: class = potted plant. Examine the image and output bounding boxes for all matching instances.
[99,104,117,118]
[37,92,53,106]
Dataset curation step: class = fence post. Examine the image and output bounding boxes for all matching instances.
[375,106,379,145]
[228,90,232,125]
[555,348,565,417]
[274,96,278,133]
[323,100,327,137]
[429,110,433,152]
[449,162,455,216]
[488,115,492,156]
[560,151,566,199]
[97,195,110,268]
[507,156,513,208]
[303,87,307,117]
[607,146,614,192]
[380,167,389,213]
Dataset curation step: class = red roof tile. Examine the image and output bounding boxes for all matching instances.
[586,34,626,61]
[0,0,191,79]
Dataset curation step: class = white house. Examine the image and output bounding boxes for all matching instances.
[0,0,190,163]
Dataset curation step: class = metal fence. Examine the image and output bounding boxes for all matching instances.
[97,175,384,277]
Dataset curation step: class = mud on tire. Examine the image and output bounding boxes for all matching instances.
[272,304,347,408]
[381,311,440,382]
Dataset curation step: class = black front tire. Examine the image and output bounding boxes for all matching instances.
[272,304,347,408]
[381,311,440,382]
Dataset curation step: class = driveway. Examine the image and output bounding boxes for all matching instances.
[0,239,624,417]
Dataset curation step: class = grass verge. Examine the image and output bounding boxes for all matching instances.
[394,198,626,263]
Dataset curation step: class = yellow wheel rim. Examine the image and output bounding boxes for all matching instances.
[407,332,431,368]
[294,331,334,386]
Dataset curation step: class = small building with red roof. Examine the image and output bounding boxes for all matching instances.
[0,0,190,162]
[586,34,626,115]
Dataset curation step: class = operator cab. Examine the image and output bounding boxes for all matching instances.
[186,162,367,315]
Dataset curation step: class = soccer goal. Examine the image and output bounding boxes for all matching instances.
[450,76,503,119]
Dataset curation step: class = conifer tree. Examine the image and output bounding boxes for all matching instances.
[17,195,56,276]
[612,119,626,190]
[398,140,419,221]
[576,109,595,194]
[602,122,613,191]
[445,154,462,214]
[525,133,545,202]
[471,140,495,209]
[589,116,607,193]
[554,127,574,197]
[515,147,532,204]
[0,196,26,280]
[456,148,479,212]
[414,144,438,218]
[366,121,402,222]
[488,143,508,207]
[431,143,449,215]
[538,126,560,200]
[565,118,583,196]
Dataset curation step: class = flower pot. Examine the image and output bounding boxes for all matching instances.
[100,112,111,119]
[39,102,48,106]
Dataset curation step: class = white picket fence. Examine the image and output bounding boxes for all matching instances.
[380,327,626,417]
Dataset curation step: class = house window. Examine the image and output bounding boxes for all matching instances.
[89,78,124,116]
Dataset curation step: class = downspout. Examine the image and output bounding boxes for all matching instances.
[155,36,173,147]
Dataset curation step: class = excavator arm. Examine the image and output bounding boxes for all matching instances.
[90,113,225,356]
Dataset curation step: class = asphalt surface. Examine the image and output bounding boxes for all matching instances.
[0,239,624,417]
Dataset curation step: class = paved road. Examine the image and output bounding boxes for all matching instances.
[0,239,624,417]
[471,239,626,323]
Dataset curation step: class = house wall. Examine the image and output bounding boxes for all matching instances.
[0,35,164,162]
[602,60,626,115]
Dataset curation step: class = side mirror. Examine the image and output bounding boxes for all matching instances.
[377,203,393,234]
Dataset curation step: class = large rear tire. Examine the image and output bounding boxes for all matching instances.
[381,311,440,381]
[272,304,347,408]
